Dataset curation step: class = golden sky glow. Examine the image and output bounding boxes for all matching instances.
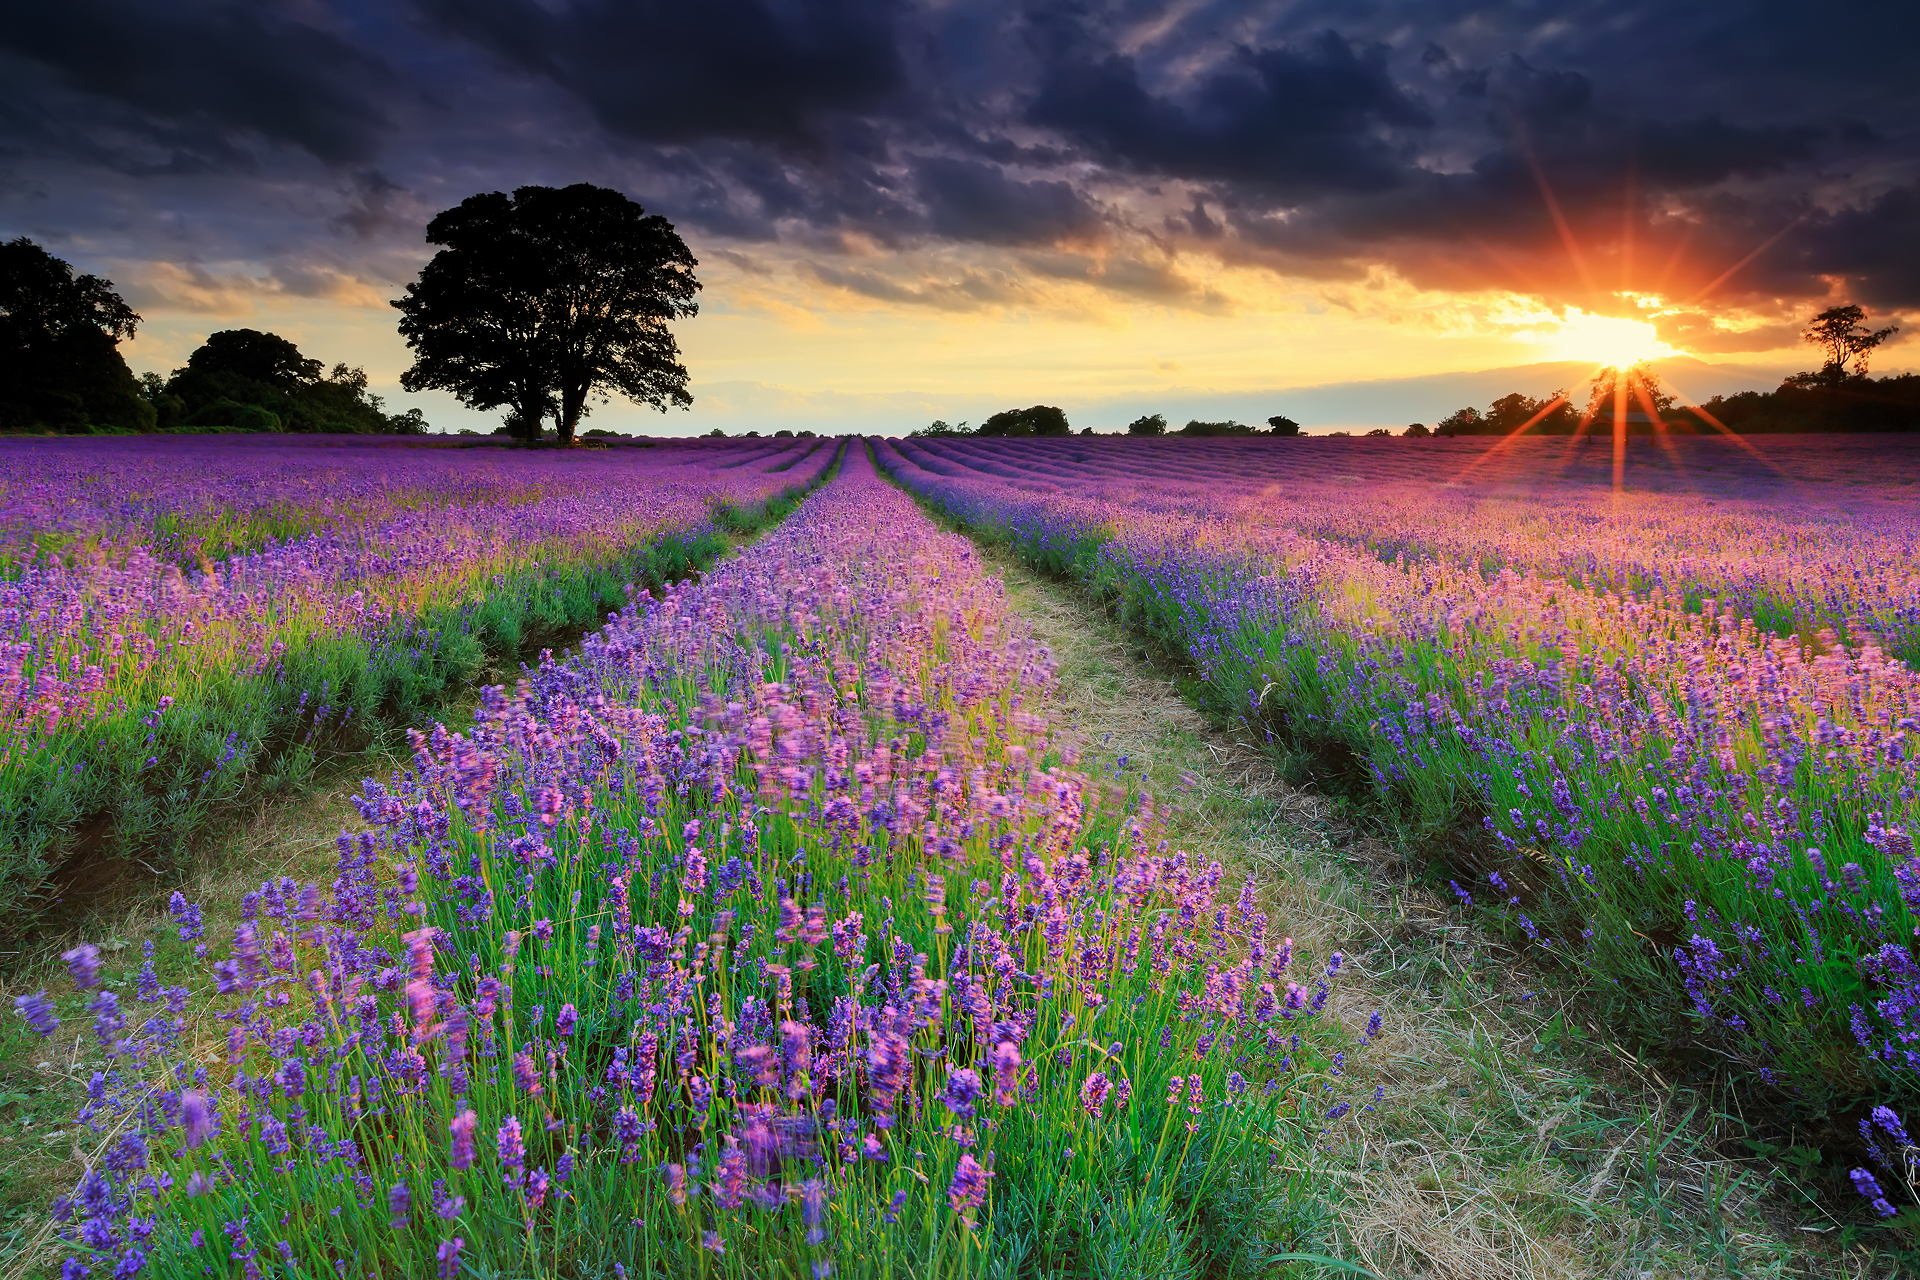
[114,247,1832,437]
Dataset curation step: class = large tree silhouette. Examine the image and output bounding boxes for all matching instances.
[394,184,700,444]
[0,237,150,431]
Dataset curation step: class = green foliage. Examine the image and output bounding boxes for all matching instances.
[161,329,420,434]
[1127,413,1167,436]
[911,418,974,437]
[1267,414,1302,436]
[979,405,1070,436]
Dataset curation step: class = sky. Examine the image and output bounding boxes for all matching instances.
[3,0,1916,436]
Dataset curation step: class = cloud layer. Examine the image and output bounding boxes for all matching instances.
[4,0,1914,350]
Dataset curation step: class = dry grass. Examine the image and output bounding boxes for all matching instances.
[987,546,1884,1280]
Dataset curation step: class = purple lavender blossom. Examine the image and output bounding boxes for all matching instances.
[948,1153,992,1225]
[449,1110,477,1171]
[180,1090,214,1149]
[62,944,101,990]
[14,991,58,1036]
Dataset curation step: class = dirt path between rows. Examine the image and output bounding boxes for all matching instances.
[978,540,1876,1280]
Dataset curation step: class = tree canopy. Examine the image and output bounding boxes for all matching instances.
[160,329,422,434]
[1585,363,1674,420]
[1127,413,1166,436]
[1178,418,1257,436]
[1796,304,1898,386]
[0,237,151,432]
[1266,413,1301,436]
[394,183,700,445]
[978,405,1070,436]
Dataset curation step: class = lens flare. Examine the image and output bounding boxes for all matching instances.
[1540,309,1675,368]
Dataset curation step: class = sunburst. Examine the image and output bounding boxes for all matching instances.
[1454,148,1800,493]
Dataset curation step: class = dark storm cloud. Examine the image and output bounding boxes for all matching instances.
[0,0,395,166]
[1,0,1915,323]
[1027,29,1432,197]
[1769,183,1920,310]
[914,157,1107,246]
[413,0,905,147]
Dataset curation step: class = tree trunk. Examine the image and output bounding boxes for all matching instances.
[511,400,538,441]
[558,384,585,447]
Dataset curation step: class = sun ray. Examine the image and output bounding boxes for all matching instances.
[1653,368,1801,483]
[1518,136,1602,302]
[1682,213,1806,306]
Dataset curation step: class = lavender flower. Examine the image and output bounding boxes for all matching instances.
[14,991,57,1036]
[180,1090,214,1149]
[449,1110,476,1171]
[62,944,101,990]
[947,1153,992,1225]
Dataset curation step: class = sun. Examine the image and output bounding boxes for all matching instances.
[1541,308,1678,368]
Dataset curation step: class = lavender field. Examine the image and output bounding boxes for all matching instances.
[879,432,1920,1232]
[5,432,1918,1278]
[0,436,830,915]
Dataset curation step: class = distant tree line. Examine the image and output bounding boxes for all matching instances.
[1696,307,1912,432]
[910,409,1304,438]
[1,238,424,435]
[1427,304,1909,439]
[909,406,1072,437]
[689,427,819,439]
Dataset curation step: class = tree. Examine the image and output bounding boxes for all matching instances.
[1435,406,1483,436]
[164,329,414,433]
[0,237,151,431]
[1402,422,1431,437]
[910,418,973,438]
[979,405,1070,436]
[1480,391,1577,436]
[1127,413,1167,436]
[1179,419,1257,436]
[1266,413,1301,436]
[1799,304,1898,385]
[394,183,700,445]
[1484,392,1541,434]
[184,329,322,389]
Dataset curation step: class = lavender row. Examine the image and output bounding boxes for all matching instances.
[1,437,828,748]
